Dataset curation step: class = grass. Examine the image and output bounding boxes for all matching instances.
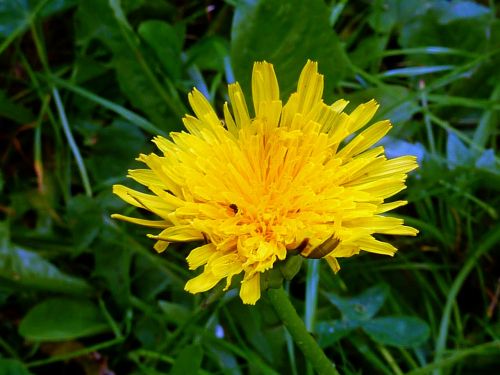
[0,0,499,374]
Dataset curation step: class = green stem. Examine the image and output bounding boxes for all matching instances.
[267,287,340,375]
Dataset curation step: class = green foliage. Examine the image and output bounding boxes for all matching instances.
[1,0,499,374]
[231,0,349,99]
[18,298,110,341]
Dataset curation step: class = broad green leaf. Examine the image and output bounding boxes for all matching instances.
[0,222,91,294]
[185,36,229,72]
[0,0,77,38]
[169,345,203,375]
[368,0,427,33]
[231,0,350,99]
[138,20,184,80]
[361,316,430,348]
[86,120,147,185]
[0,359,32,375]
[350,35,387,70]
[19,298,110,341]
[93,227,132,307]
[324,284,389,321]
[67,195,103,252]
[316,319,360,348]
[75,0,185,128]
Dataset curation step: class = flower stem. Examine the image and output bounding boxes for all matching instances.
[267,287,340,375]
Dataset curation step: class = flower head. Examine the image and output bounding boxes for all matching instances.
[112,60,418,304]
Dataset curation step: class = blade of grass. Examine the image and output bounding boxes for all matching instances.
[305,260,320,375]
[419,80,436,154]
[473,83,500,148]
[409,340,500,375]
[434,226,500,370]
[381,47,479,58]
[425,110,500,164]
[52,87,92,197]
[379,65,455,78]
[26,337,124,368]
[48,75,166,136]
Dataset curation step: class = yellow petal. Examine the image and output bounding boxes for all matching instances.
[325,255,340,273]
[239,273,261,305]
[186,243,216,270]
[330,99,349,113]
[252,61,280,115]
[223,101,238,135]
[147,225,204,242]
[296,60,324,115]
[358,236,397,255]
[210,253,243,278]
[112,185,172,218]
[348,99,379,133]
[184,270,222,293]
[153,240,169,253]
[376,200,407,213]
[111,213,168,228]
[188,88,221,129]
[337,120,392,160]
[228,82,251,129]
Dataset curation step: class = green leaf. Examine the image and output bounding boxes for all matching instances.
[75,0,184,127]
[138,20,184,80]
[324,284,389,321]
[316,319,360,348]
[231,0,350,99]
[67,195,103,252]
[93,227,132,307]
[185,36,229,72]
[19,298,110,341]
[361,316,430,348]
[368,0,426,34]
[86,120,147,186]
[0,222,91,294]
[0,359,33,375]
[169,344,203,375]
[0,0,77,38]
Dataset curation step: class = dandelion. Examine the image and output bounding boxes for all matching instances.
[112,60,418,305]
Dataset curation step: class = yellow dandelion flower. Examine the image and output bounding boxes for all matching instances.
[112,60,418,305]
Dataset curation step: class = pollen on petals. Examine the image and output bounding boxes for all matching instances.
[112,60,418,304]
